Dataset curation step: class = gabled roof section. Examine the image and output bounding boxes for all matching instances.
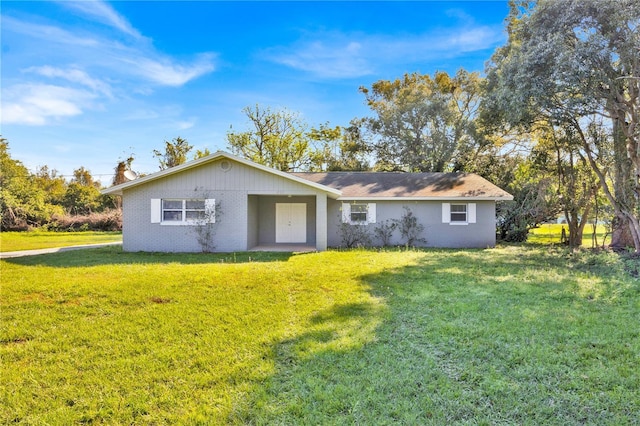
[291,172,513,201]
[101,151,342,197]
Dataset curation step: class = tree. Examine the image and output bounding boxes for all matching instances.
[304,121,372,171]
[360,70,482,172]
[319,119,372,171]
[63,167,102,215]
[34,166,67,209]
[303,123,343,171]
[32,166,67,221]
[496,160,558,242]
[153,137,193,170]
[227,105,312,172]
[486,0,640,251]
[110,155,135,209]
[0,138,51,229]
[533,123,599,248]
[112,155,135,187]
[193,148,212,160]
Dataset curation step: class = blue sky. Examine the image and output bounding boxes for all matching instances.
[1,1,509,184]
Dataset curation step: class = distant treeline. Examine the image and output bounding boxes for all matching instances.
[0,139,121,231]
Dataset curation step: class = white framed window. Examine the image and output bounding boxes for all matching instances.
[442,203,476,225]
[342,202,376,224]
[350,203,368,223]
[450,204,467,223]
[151,199,215,225]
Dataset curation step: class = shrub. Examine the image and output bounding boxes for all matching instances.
[192,201,221,253]
[47,210,122,231]
[393,206,426,247]
[373,220,396,246]
[338,222,371,248]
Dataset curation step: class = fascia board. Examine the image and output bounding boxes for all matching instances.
[337,196,514,201]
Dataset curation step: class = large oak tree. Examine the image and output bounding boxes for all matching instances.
[360,70,482,172]
[486,0,640,251]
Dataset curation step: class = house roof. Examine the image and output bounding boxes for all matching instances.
[292,172,513,201]
[102,151,512,201]
[101,151,342,197]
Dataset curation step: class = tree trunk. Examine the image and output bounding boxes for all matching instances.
[610,214,635,249]
[610,118,637,249]
[566,210,589,250]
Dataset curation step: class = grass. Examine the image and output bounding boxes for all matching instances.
[1,246,639,424]
[528,223,609,247]
[0,231,122,252]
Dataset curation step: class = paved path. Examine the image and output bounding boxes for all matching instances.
[0,242,122,259]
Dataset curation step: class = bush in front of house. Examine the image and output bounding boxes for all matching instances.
[338,222,372,248]
[393,206,426,247]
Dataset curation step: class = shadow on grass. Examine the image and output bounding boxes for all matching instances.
[232,248,639,424]
[1,245,302,267]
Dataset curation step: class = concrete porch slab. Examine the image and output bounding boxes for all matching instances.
[249,244,316,252]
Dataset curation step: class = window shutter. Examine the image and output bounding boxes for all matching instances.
[442,203,451,223]
[151,199,161,223]
[341,203,351,223]
[205,199,216,223]
[468,203,476,224]
[368,203,376,223]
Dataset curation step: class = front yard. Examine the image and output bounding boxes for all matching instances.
[0,231,122,252]
[1,246,638,424]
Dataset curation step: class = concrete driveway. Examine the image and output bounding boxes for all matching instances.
[0,242,122,259]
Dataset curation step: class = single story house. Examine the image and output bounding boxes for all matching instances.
[102,151,513,252]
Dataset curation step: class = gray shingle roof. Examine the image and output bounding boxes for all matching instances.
[291,172,513,200]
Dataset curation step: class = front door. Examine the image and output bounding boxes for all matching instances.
[275,203,307,243]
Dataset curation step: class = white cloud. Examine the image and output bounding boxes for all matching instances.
[124,53,216,86]
[56,0,142,39]
[1,84,96,125]
[269,40,372,79]
[1,16,99,47]
[3,13,216,89]
[264,25,505,79]
[176,119,196,130]
[25,66,112,97]
[124,109,160,121]
[445,27,504,53]
[444,8,475,22]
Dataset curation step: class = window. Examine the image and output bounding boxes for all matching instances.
[151,199,215,225]
[350,204,368,223]
[185,200,206,221]
[450,204,467,223]
[442,203,476,225]
[162,200,185,221]
[342,202,376,224]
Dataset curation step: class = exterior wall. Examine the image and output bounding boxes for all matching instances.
[327,199,497,248]
[121,159,326,252]
[256,196,317,246]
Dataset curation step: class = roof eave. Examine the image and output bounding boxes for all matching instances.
[337,196,514,201]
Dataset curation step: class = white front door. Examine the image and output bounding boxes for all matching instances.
[275,203,307,243]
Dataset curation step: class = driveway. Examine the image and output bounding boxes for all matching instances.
[0,242,122,259]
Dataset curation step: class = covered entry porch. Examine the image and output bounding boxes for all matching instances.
[246,194,328,251]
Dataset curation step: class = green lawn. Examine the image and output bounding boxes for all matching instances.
[528,223,609,247]
[1,246,638,424]
[0,231,122,252]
